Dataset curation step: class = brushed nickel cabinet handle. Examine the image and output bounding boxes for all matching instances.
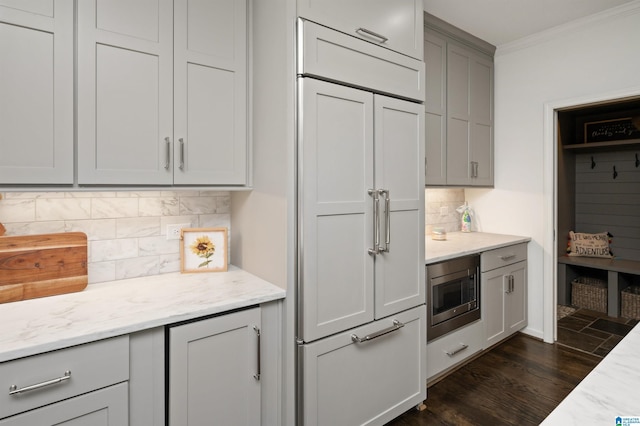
[253,326,261,380]
[355,27,388,43]
[445,344,469,357]
[9,370,71,396]
[351,320,404,343]
[164,137,171,170]
[179,138,185,170]
[500,254,516,261]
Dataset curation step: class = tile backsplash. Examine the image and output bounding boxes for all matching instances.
[0,191,230,284]
[425,188,465,234]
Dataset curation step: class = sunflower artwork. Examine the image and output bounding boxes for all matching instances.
[180,228,228,273]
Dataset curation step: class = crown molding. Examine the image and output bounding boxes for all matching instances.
[496,0,640,56]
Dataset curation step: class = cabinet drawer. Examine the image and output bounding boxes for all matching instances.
[298,19,425,102]
[481,243,527,272]
[300,306,426,426]
[426,320,483,381]
[0,382,128,425]
[297,0,423,60]
[0,335,129,419]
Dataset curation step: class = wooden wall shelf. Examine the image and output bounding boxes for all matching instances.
[563,138,640,150]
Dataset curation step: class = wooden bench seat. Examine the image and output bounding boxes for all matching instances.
[558,256,640,318]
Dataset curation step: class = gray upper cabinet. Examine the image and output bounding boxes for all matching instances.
[297,0,423,60]
[424,13,495,187]
[78,0,247,186]
[0,0,74,185]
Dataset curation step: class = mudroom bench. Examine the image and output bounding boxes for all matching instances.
[558,256,640,318]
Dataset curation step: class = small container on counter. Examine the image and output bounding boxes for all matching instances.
[431,227,447,241]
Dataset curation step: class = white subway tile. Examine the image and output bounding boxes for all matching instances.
[179,197,217,215]
[36,198,91,221]
[115,256,160,280]
[159,254,181,274]
[0,199,36,222]
[198,214,231,228]
[3,221,65,235]
[139,197,179,217]
[88,261,116,284]
[116,217,160,238]
[91,198,139,219]
[66,192,117,198]
[90,238,138,262]
[65,219,116,240]
[138,235,180,256]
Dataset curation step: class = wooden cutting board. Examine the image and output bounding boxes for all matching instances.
[0,232,88,304]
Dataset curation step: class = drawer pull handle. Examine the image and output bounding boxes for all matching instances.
[445,344,469,357]
[355,27,388,43]
[9,370,71,396]
[351,319,404,343]
[500,254,516,261]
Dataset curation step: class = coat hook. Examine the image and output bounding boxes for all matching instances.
[636,153,639,168]
[591,156,596,169]
[613,165,618,179]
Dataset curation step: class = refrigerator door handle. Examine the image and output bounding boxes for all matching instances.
[368,189,380,255]
[350,319,404,343]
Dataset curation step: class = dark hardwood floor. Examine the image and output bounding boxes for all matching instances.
[386,333,601,426]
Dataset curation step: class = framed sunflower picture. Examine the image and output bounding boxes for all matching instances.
[180,227,228,273]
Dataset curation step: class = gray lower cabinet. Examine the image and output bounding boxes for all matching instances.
[168,307,261,425]
[481,244,528,348]
[300,306,426,426]
[0,384,128,426]
[0,336,129,425]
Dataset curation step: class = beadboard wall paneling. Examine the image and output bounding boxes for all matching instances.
[575,150,640,261]
[0,191,230,284]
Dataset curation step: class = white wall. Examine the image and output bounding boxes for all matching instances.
[466,3,640,338]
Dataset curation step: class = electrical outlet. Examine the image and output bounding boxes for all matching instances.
[440,206,449,216]
[166,223,190,240]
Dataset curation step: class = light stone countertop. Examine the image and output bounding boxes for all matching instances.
[425,231,531,264]
[541,321,640,424]
[0,266,285,363]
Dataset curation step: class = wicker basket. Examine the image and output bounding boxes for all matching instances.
[571,276,607,313]
[621,286,640,320]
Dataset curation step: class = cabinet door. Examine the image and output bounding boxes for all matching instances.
[506,261,528,334]
[297,0,423,60]
[300,306,426,426]
[446,43,472,186]
[469,53,493,186]
[299,78,374,342]
[482,260,528,348]
[0,0,73,184]
[446,42,494,187]
[373,95,425,319]
[173,0,247,185]
[168,308,261,426]
[424,31,447,186]
[0,383,128,426]
[482,267,507,348]
[77,0,173,185]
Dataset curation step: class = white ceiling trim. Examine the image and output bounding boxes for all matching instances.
[496,0,640,56]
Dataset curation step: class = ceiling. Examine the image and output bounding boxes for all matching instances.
[422,0,638,46]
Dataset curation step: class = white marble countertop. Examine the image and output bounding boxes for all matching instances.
[0,266,285,363]
[542,322,640,424]
[425,231,531,264]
